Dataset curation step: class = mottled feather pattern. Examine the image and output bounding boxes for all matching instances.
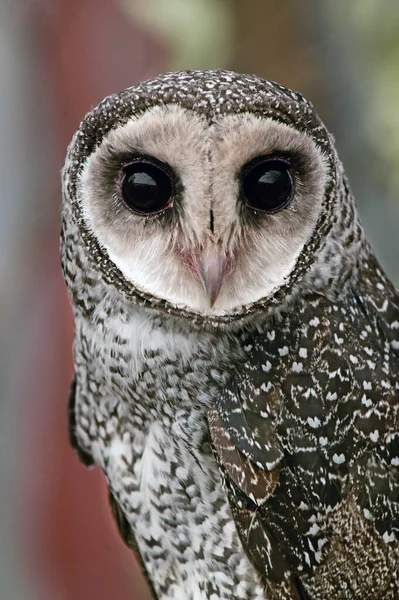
[70,314,266,599]
[208,408,280,505]
[108,490,159,598]
[61,70,399,599]
[211,271,399,598]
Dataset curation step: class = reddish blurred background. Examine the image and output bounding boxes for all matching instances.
[2,1,399,599]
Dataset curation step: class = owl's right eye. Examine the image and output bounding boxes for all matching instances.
[120,160,174,215]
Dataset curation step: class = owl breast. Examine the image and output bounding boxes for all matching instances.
[103,420,265,600]
[73,309,265,599]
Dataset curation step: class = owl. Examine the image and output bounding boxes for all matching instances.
[61,70,399,600]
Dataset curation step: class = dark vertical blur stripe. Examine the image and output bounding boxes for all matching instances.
[22,0,167,598]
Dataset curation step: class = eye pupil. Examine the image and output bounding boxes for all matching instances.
[242,159,293,213]
[121,161,173,214]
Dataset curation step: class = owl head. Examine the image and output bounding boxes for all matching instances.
[62,70,354,325]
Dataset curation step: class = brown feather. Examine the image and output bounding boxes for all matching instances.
[208,408,280,505]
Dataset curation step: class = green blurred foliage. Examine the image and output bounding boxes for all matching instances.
[336,1,399,197]
[121,0,233,70]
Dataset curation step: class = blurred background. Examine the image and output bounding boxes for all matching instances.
[1,1,399,598]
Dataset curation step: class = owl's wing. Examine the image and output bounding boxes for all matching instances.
[107,491,158,599]
[68,378,95,467]
[209,293,399,600]
[68,379,158,599]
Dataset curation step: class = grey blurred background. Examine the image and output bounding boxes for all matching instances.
[0,1,398,598]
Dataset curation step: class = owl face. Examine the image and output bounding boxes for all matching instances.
[76,84,330,317]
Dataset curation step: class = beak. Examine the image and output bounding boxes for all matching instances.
[194,243,227,307]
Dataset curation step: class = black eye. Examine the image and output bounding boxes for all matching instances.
[241,158,293,213]
[120,160,173,214]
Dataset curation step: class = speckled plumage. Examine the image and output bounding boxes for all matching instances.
[61,70,399,599]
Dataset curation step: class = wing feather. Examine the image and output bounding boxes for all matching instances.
[211,293,399,599]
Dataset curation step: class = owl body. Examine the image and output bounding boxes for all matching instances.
[62,71,399,599]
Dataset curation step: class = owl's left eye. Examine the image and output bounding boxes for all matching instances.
[120,160,173,214]
[241,157,293,213]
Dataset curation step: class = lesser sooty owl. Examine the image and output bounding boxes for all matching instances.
[61,70,399,600]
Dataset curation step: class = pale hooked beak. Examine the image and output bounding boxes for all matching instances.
[193,243,227,307]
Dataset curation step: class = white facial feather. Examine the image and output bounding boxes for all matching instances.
[78,105,329,315]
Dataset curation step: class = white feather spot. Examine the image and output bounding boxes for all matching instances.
[383,531,396,543]
[370,430,379,442]
[307,416,321,428]
[307,523,320,535]
[261,381,273,392]
[261,361,272,373]
[361,394,372,407]
[332,453,345,464]
[309,317,320,327]
[363,508,372,520]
